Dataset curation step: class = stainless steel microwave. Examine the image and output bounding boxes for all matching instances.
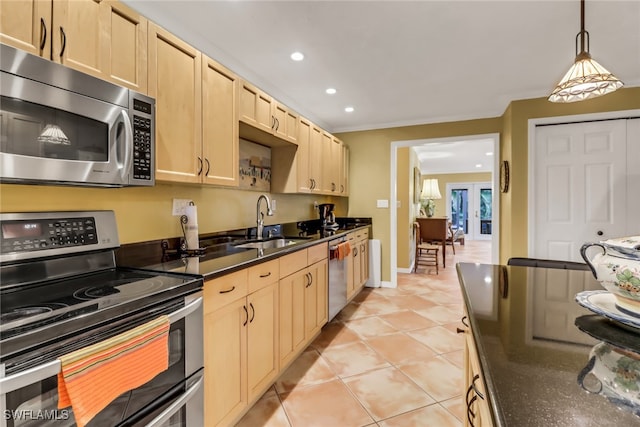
[0,44,155,187]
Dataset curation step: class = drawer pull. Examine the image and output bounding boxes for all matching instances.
[461,315,469,327]
[219,286,236,294]
[249,302,255,323]
[243,305,248,326]
[456,328,465,334]
[259,272,272,278]
[471,374,485,400]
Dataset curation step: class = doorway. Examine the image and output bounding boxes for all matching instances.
[447,182,492,241]
[389,133,500,287]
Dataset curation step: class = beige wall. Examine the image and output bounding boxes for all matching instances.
[395,147,421,270]
[340,86,640,282]
[0,183,346,243]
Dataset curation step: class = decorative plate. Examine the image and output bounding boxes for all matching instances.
[576,290,640,330]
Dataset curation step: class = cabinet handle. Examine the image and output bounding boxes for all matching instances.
[471,374,485,400]
[308,272,313,287]
[353,248,358,257]
[341,184,344,193]
[465,385,477,427]
[456,328,465,334]
[310,179,315,190]
[204,158,210,176]
[249,302,255,323]
[259,272,271,278]
[219,286,235,294]
[197,157,203,176]
[39,18,47,51]
[243,305,248,326]
[331,182,336,191]
[59,26,66,57]
[271,116,276,129]
[461,315,469,327]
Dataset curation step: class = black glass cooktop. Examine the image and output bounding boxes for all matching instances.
[0,268,200,347]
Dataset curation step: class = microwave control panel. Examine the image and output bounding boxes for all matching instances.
[132,97,153,182]
[1,216,99,253]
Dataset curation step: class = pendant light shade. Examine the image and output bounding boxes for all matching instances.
[548,0,623,103]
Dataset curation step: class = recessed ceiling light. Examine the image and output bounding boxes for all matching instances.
[485,152,493,156]
[344,106,354,113]
[475,164,482,168]
[326,88,337,95]
[290,51,304,61]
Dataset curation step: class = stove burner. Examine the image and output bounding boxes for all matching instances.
[73,285,122,300]
[0,303,69,323]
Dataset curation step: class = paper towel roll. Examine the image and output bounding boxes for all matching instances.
[185,204,199,250]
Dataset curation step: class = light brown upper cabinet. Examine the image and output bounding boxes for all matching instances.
[239,80,299,145]
[148,22,202,184]
[202,55,239,186]
[1,0,148,93]
[340,144,350,196]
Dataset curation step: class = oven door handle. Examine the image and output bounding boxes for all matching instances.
[168,295,202,324]
[0,295,202,395]
[145,369,204,427]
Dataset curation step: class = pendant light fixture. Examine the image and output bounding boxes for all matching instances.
[548,0,623,103]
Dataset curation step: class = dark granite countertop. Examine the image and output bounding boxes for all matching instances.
[125,219,371,280]
[456,262,640,427]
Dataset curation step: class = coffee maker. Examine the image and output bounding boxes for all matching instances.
[318,203,338,230]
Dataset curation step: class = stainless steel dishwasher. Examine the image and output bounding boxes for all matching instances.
[328,235,348,320]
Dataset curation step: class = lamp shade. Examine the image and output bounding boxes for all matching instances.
[421,179,442,200]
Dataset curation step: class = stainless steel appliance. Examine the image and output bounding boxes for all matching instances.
[328,236,348,320]
[0,211,203,427]
[0,44,155,187]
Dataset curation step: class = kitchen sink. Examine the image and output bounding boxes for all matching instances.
[234,237,310,250]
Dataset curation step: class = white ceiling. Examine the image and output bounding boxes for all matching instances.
[415,138,496,174]
[124,1,639,174]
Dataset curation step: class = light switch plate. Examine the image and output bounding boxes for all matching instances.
[172,199,192,216]
[376,199,389,208]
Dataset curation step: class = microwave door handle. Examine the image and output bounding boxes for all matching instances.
[145,370,204,427]
[117,110,134,180]
[0,360,61,395]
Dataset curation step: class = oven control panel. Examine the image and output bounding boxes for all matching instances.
[1,216,99,253]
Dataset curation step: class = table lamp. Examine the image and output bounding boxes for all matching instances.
[421,178,442,217]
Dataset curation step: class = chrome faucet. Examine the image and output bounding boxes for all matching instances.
[256,194,274,239]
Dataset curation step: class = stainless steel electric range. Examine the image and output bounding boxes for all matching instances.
[0,211,203,427]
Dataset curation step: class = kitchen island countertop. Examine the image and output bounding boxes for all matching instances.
[457,262,640,427]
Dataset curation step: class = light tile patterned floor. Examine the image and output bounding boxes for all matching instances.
[235,240,491,427]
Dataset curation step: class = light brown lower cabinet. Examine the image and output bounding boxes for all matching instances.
[462,313,494,427]
[204,243,328,426]
[203,266,279,427]
[347,229,369,301]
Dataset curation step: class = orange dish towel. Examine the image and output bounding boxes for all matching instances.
[337,241,352,261]
[57,315,170,427]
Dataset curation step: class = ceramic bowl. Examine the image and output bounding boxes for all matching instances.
[581,242,640,316]
[578,341,640,415]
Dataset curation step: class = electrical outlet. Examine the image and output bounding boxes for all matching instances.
[172,199,192,216]
[271,199,277,212]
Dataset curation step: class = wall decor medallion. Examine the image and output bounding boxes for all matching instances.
[500,160,510,193]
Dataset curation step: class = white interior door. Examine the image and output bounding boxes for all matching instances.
[533,119,629,262]
[447,182,492,240]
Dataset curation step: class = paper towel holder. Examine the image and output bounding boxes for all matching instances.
[178,204,205,257]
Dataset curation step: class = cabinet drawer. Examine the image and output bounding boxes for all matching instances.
[279,249,308,278]
[204,269,248,313]
[346,232,357,242]
[307,243,328,264]
[248,259,279,293]
[355,229,369,240]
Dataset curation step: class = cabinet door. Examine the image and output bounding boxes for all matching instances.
[346,236,356,300]
[307,258,328,338]
[204,298,248,427]
[148,23,202,183]
[0,0,51,56]
[330,136,342,194]
[52,0,103,75]
[272,102,288,141]
[320,132,333,193]
[309,125,323,192]
[295,117,312,193]
[341,144,350,196]
[279,269,307,369]
[239,80,273,134]
[285,109,298,144]
[246,282,279,401]
[101,0,148,93]
[202,55,239,186]
[359,239,369,287]
[351,241,362,299]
